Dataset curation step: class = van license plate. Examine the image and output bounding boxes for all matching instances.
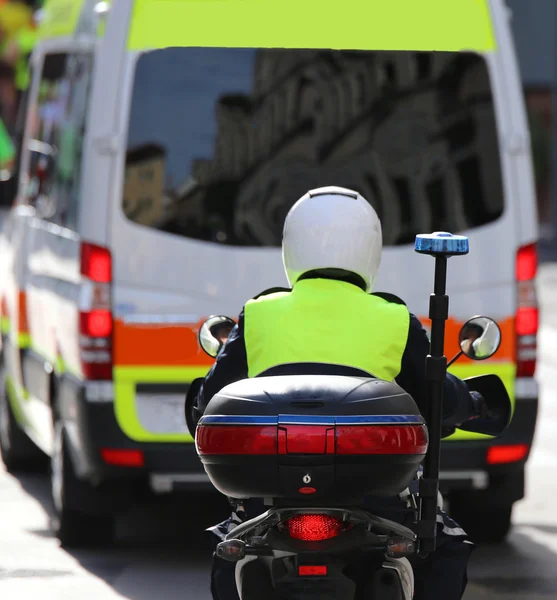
[135,394,189,435]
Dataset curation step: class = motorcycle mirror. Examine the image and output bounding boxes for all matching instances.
[198,315,236,358]
[458,316,501,361]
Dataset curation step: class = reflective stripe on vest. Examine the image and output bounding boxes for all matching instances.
[244,279,410,380]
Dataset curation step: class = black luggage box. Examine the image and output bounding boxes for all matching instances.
[196,375,428,502]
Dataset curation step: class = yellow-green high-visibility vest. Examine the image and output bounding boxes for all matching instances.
[244,278,410,380]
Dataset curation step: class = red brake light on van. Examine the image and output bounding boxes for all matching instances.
[80,310,113,338]
[516,306,538,337]
[81,243,112,283]
[101,448,144,467]
[516,243,537,281]
[515,243,538,380]
[487,444,528,465]
[79,241,113,381]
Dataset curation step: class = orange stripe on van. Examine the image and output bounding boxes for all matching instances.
[114,315,515,368]
[419,316,515,363]
[113,319,214,367]
[17,290,29,334]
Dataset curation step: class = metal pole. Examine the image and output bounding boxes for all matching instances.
[418,255,449,555]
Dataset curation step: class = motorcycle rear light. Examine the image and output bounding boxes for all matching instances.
[101,448,144,467]
[285,514,345,541]
[196,425,277,455]
[487,444,528,465]
[197,423,428,456]
[336,425,428,455]
[278,425,335,454]
[386,538,416,558]
[299,565,328,577]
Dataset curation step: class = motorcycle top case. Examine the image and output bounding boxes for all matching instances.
[196,375,428,502]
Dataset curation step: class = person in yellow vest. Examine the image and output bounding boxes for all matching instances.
[191,186,486,600]
[0,0,37,110]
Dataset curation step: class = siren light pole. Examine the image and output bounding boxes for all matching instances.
[414,232,469,555]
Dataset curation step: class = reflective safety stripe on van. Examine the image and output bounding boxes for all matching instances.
[447,361,515,441]
[1,290,32,349]
[113,366,209,443]
[127,0,496,53]
[112,317,214,442]
[110,314,518,444]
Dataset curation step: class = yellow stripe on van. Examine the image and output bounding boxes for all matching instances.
[37,0,86,40]
[447,361,516,442]
[128,0,496,52]
[1,315,10,335]
[113,365,209,442]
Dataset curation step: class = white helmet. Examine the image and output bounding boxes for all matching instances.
[282,186,383,292]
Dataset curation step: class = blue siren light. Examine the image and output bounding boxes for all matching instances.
[414,232,469,256]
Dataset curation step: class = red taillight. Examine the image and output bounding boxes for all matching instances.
[516,307,538,337]
[197,424,428,456]
[487,444,528,465]
[299,566,328,577]
[80,310,113,338]
[79,242,113,381]
[285,514,344,541]
[101,448,144,467]
[516,243,538,380]
[196,425,277,455]
[81,243,112,283]
[516,243,537,281]
[336,425,428,455]
[278,425,335,454]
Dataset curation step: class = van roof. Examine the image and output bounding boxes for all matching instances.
[37,0,497,52]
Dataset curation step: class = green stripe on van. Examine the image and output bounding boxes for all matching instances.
[113,365,209,443]
[127,0,496,52]
[447,361,515,442]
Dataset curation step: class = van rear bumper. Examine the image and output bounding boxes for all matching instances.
[439,394,538,504]
[59,376,213,493]
[60,375,538,500]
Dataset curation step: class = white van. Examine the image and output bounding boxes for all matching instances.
[0,0,538,546]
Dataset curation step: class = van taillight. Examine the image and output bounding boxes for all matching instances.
[79,242,113,380]
[516,243,538,378]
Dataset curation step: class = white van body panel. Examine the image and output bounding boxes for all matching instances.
[0,0,537,479]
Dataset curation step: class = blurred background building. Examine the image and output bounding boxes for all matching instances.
[506,0,555,260]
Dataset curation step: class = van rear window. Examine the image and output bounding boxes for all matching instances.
[124,48,504,246]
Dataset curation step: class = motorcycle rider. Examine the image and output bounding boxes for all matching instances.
[190,186,486,600]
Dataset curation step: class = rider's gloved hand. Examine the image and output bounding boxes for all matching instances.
[469,390,489,420]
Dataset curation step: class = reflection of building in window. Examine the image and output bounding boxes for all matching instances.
[174,50,503,247]
[123,144,166,227]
